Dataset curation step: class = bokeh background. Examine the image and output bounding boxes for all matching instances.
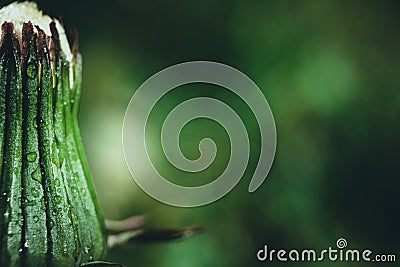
[4,0,400,266]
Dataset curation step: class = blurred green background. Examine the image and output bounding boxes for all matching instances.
[6,0,400,266]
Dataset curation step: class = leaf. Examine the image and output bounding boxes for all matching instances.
[107,226,204,248]
[105,215,146,234]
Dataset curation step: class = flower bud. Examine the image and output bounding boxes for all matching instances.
[0,2,105,266]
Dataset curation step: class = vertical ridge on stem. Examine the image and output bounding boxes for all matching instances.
[0,22,23,267]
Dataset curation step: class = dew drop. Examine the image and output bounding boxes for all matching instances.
[27,64,37,79]
[43,140,50,148]
[84,246,91,254]
[31,168,41,183]
[81,189,87,197]
[31,188,40,198]
[63,242,68,255]
[54,196,62,205]
[26,152,37,162]
[33,215,39,223]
